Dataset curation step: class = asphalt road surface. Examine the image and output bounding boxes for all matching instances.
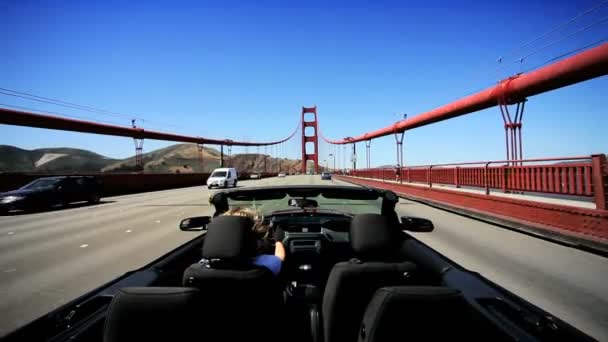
[0,175,606,340]
[396,199,608,341]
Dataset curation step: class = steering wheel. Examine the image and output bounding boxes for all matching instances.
[271,223,288,243]
[254,224,289,254]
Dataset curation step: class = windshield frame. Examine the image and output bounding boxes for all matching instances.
[209,185,398,217]
[226,194,384,216]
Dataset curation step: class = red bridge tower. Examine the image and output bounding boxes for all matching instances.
[301,106,319,174]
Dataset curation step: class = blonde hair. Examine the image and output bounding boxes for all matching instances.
[222,207,269,239]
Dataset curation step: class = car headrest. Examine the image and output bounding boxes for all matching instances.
[103,287,201,342]
[350,213,399,259]
[359,286,469,342]
[202,215,257,262]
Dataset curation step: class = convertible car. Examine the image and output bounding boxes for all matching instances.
[4,186,593,342]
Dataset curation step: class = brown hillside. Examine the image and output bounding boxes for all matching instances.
[102,144,302,173]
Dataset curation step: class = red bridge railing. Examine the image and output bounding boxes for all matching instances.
[351,154,607,210]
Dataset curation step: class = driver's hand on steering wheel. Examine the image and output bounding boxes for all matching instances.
[272,226,285,242]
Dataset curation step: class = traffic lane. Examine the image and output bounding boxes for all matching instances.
[0,185,211,233]
[0,176,336,295]
[0,175,330,240]
[0,187,212,336]
[0,197,208,275]
[0,191,210,252]
[0,174,330,335]
[396,198,608,340]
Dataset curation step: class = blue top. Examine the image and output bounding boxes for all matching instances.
[253,254,282,275]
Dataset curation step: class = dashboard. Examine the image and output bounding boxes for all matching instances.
[270,213,352,233]
[270,213,351,251]
[269,213,354,284]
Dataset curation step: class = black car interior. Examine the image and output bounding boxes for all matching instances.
[4,187,595,342]
[182,215,283,341]
[102,287,202,342]
[322,214,418,342]
[356,286,507,342]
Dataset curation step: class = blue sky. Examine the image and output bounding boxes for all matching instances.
[1,0,606,168]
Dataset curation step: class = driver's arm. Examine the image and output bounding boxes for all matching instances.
[274,241,286,262]
[273,227,286,262]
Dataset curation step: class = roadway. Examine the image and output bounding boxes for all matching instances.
[0,175,606,340]
[396,198,608,340]
[0,175,327,336]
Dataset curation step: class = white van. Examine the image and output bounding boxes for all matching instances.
[207,167,238,188]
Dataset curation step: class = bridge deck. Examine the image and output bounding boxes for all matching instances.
[0,175,606,340]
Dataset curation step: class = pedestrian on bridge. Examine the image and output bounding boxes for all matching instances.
[395,164,401,182]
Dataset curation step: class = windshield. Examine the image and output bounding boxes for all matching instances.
[20,178,60,189]
[210,171,227,178]
[226,194,382,216]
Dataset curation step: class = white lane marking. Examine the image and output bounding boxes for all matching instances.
[125,229,132,233]
[4,268,16,273]
[155,220,160,223]
[7,232,14,235]
[80,244,88,248]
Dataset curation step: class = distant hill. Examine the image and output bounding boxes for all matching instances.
[101,144,217,173]
[0,145,118,172]
[226,153,303,174]
[0,144,303,174]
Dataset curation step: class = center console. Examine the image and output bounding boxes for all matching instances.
[271,215,352,342]
[290,239,322,254]
[282,233,327,283]
[281,233,326,342]
[276,222,351,342]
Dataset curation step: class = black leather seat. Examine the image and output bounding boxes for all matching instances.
[358,286,507,342]
[182,215,283,341]
[103,287,201,342]
[322,213,417,342]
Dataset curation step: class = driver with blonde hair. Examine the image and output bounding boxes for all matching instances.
[221,207,286,275]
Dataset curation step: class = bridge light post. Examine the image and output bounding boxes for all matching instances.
[131,119,144,172]
[197,144,204,172]
[365,140,371,170]
[220,144,224,168]
[498,95,526,166]
[350,141,357,173]
[393,114,407,183]
[329,153,335,172]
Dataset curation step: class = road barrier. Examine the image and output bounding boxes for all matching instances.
[337,155,608,250]
[0,172,278,197]
[352,155,607,210]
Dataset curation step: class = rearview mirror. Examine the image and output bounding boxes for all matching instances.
[179,216,211,231]
[401,216,434,232]
[288,198,319,208]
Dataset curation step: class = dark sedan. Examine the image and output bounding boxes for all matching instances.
[0,176,102,214]
[321,172,332,180]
